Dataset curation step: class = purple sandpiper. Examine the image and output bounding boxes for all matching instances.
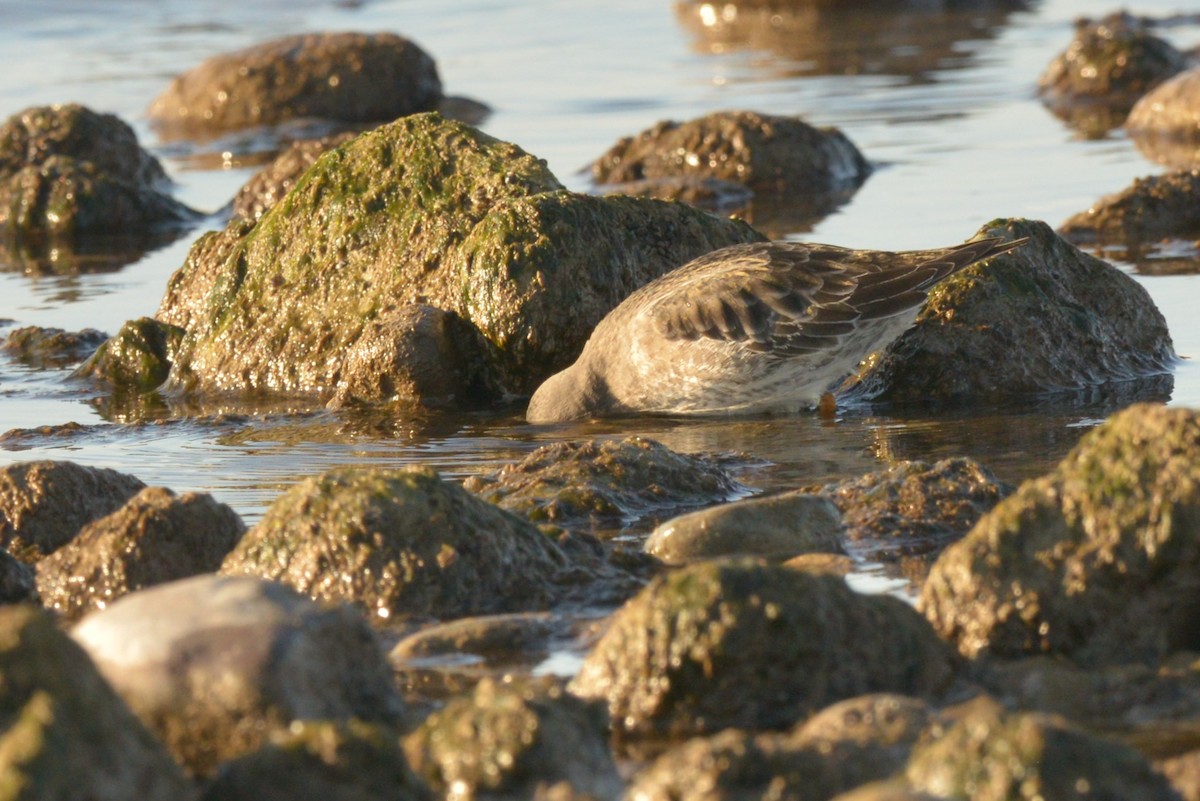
[526,235,1026,422]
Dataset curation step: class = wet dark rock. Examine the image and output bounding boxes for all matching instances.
[840,218,1176,405]
[463,437,746,527]
[201,719,431,801]
[903,697,1179,801]
[74,316,186,393]
[1060,169,1200,246]
[0,605,196,799]
[327,303,506,409]
[1038,12,1188,136]
[644,491,843,564]
[592,110,868,195]
[2,325,108,368]
[154,113,760,403]
[0,460,146,561]
[403,677,622,801]
[921,404,1200,666]
[147,32,443,139]
[0,421,94,451]
[1128,68,1200,167]
[391,612,567,669]
[221,466,574,621]
[229,132,356,222]
[0,104,196,246]
[0,548,36,604]
[72,574,405,777]
[570,560,958,742]
[815,458,1011,570]
[36,486,246,621]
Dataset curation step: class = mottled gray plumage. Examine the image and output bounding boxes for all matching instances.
[526,236,1026,422]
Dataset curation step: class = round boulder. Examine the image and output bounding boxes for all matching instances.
[1128,67,1200,167]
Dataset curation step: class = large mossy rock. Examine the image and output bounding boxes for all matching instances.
[841,218,1175,404]
[0,460,146,562]
[921,404,1200,666]
[154,113,761,401]
[72,574,405,777]
[221,466,576,621]
[0,605,196,800]
[570,560,958,742]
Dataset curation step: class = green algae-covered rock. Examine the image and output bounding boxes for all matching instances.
[1059,170,1200,246]
[570,560,958,742]
[841,218,1175,405]
[921,404,1200,665]
[221,466,573,620]
[0,605,196,800]
[0,104,195,245]
[463,437,746,526]
[2,325,107,369]
[36,486,245,621]
[74,316,186,393]
[72,574,405,777]
[403,677,621,801]
[904,698,1178,801]
[0,460,146,562]
[202,719,431,801]
[1037,12,1187,136]
[156,113,762,401]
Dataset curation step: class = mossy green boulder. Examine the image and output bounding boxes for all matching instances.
[921,403,1200,665]
[152,113,761,403]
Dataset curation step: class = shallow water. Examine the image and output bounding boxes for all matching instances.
[2,1,1200,557]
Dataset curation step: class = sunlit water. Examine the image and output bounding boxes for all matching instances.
[2,0,1199,553]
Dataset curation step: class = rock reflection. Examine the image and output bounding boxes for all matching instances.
[674,0,1028,82]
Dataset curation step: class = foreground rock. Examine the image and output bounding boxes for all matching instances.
[72,574,405,776]
[222,466,597,621]
[2,325,108,368]
[403,677,622,801]
[150,113,759,405]
[0,104,195,247]
[1059,169,1200,247]
[1038,12,1187,135]
[37,486,245,621]
[841,218,1175,404]
[464,437,745,527]
[644,491,843,564]
[229,133,355,222]
[147,32,443,139]
[921,403,1200,665]
[1128,67,1200,167]
[0,460,146,561]
[816,458,1011,572]
[571,560,958,742]
[0,605,195,799]
[202,720,430,801]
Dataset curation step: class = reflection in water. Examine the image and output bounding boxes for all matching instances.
[674,0,1027,82]
[1072,239,1200,277]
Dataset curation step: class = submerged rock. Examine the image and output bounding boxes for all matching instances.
[201,719,431,801]
[0,605,195,800]
[816,458,1011,568]
[644,491,843,564]
[921,404,1200,665]
[72,574,405,776]
[36,486,245,621]
[147,32,443,139]
[592,110,868,209]
[153,113,759,404]
[1059,169,1200,246]
[221,466,573,621]
[0,104,195,246]
[2,325,108,368]
[904,697,1178,801]
[841,218,1175,404]
[570,560,958,741]
[1128,67,1200,167]
[0,460,146,561]
[403,677,622,801]
[73,316,186,393]
[1038,12,1187,136]
[464,437,746,527]
[229,132,356,222]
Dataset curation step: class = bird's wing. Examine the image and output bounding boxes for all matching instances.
[648,238,1016,356]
